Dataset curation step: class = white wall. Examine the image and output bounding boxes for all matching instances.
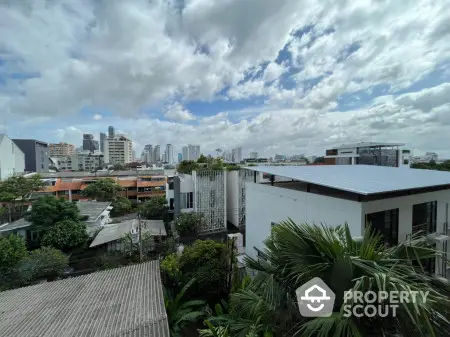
[245,183,363,259]
[0,135,25,180]
[227,171,239,226]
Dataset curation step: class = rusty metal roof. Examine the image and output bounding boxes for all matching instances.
[0,261,170,337]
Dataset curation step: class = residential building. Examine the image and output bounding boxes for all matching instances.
[82,134,99,153]
[104,135,133,165]
[249,151,258,159]
[154,145,161,163]
[324,142,411,168]
[170,170,227,233]
[108,125,115,138]
[12,139,49,173]
[165,144,173,163]
[0,134,25,180]
[227,169,254,228]
[49,142,75,157]
[54,152,104,171]
[142,144,154,163]
[244,165,450,278]
[35,170,166,203]
[178,153,182,162]
[231,147,242,163]
[100,132,107,152]
[0,261,170,337]
[0,201,112,238]
[274,154,286,162]
[182,145,200,161]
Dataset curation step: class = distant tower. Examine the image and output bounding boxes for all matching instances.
[108,126,115,138]
[100,132,106,153]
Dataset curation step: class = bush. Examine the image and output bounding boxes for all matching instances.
[24,247,69,281]
[175,213,205,237]
[139,196,168,220]
[111,196,132,217]
[161,253,181,280]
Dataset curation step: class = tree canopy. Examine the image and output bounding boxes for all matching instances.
[411,160,450,171]
[111,196,132,216]
[313,156,325,164]
[139,196,168,220]
[0,234,28,270]
[0,174,44,201]
[24,246,69,281]
[41,219,89,252]
[80,178,123,202]
[175,212,205,237]
[177,160,200,174]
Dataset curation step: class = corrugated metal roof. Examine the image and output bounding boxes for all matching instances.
[77,201,111,222]
[0,218,30,232]
[0,261,170,337]
[244,165,450,195]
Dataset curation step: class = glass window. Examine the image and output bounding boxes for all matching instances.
[365,208,399,246]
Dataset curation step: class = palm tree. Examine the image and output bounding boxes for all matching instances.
[165,278,206,336]
[219,220,450,336]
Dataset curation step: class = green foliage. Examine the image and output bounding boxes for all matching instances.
[0,174,44,199]
[161,253,182,280]
[41,219,89,252]
[112,163,126,171]
[25,196,80,232]
[111,196,132,216]
[313,156,325,164]
[175,212,205,237]
[179,240,230,296]
[97,251,129,270]
[165,278,207,337]
[80,178,123,202]
[0,234,28,270]
[197,154,209,163]
[178,160,200,174]
[24,246,69,281]
[411,160,450,171]
[225,220,450,336]
[139,196,168,219]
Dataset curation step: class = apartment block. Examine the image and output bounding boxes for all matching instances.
[49,142,75,157]
[54,152,105,171]
[104,135,133,165]
[0,134,25,180]
[82,134,99,153]
[324,142,411,168]
[245,165,450,278]
[227,169,254,228]
[181,145,200,161]
[12,139,49,173]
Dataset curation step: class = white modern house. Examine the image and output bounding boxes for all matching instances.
[245,165,450,278]
[0,134,25,180]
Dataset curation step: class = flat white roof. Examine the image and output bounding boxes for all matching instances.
[334,142,405,149]
[245,165,450,195]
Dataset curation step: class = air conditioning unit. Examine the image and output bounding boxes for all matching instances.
[426,233,450,244]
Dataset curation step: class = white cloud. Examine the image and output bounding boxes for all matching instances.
[93,114,103,120]
[164,102,196,121]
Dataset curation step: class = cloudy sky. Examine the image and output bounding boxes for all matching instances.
[1,0,450,158]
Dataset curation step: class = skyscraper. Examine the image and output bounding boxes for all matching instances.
[108,126,115,138]
[178,153,182,162]
[154,145,161,162]
[82,134,99,153]
[182,146,188,161]
[165,144,173,163]
[181,145,200,161]
[142,144,154,163]
[231,147,242,163]
[100,132,107,153]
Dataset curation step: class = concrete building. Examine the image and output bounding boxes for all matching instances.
[154,145,161,163]
[100,132,107,153]
[232,147,242,163]
[0,134,25,180]
[170,170,227,233]
[227,169,254,228]
[142,144,154,163]
[165,144,173,163]
[108,125,115,138]
[324,142,411,168]
[104,135,133,165]
[54,152,104,171]
[82,134,99,153]
[178,153,182,162]
[12,139,49,173]
[182,145,200,161]
[49,142,75,157]
[0,261,170,337]
[244,165,450,278]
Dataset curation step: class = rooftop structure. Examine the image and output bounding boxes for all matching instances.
[244,165,450,196]
[0,261,169,337]
[39,169,165,178]
[335,142,405,149]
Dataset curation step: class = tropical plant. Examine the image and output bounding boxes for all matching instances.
[165,278,206,336]
[41,219,89,252]
[175,212,205,237]
[139,196,168,220]
[177,160,200,174]
[111,196,132,216]
[80,178,123,201]
[225,220,450,337]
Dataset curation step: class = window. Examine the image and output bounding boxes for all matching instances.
[168,181,174,190]
[365,208,399,246]
[412,201,437,234]
[169,198,174,210]
[180,192,194,209]
[41,164,44,169]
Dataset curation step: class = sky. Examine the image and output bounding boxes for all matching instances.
[1,0,450,158]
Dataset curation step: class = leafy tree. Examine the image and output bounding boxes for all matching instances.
[112,163,126,171]
[80,178,123,202]
[313,156,325,164]
[175,212,205,237]
[161,253,182,281]
[177,160,200,174]
[216,221,450,337]
[197,154,209,163]
[25,196,80,232]
[165,278,206,337]
[24,246,69,281]
[41,219,89,252]
[0,234,28,270]
[139,196,168,219]
[111,196,132,216]
[412,160,450,171]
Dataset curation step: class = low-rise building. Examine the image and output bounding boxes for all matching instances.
[53,152,104,171]
[0,261,170,337]
[0,134,25,180]
[12,138,49,173]
[245,165,450,278]
[49,142,75,157]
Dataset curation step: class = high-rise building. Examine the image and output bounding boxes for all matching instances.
[182,146,188,161]
[249,152,258,159]
[82,134,99,153]
[165,144,173,163]
[142,144,154,163]
[49,142,75,157]
[231,147,242,163]
[100,133,107,153]
[108,126,115,139]
[178,153,182,162]
[182,145,200,161]
[104,135,133,165]
[154,145,161,163]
